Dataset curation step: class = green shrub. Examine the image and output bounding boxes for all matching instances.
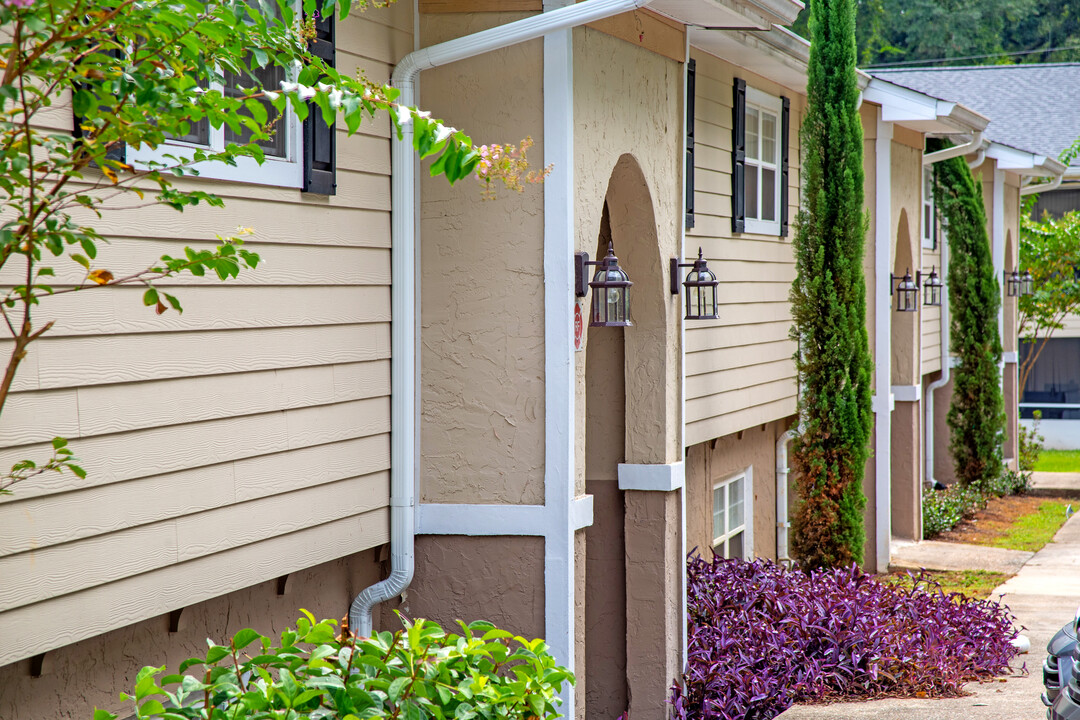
[1019,410,1044,475]
[982,468,1032,498]
[934,145,1006,492]
[94,613,573,720]
[789,0,874,571]
[923,485,985,538]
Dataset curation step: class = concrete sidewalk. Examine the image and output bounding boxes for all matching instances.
[778,513,1080,720]
[1031,471,1080,500]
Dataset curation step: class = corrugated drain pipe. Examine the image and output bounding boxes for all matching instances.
[349,0,652,638]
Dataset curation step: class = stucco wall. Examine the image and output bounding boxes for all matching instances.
[0,550,382,720]
[573,27,684,484]
[418,12,546,505]
[686,419,793,560]
[388,535,545,640]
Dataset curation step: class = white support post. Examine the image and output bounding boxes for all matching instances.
[874,116,892,572]
[542,11,577,718]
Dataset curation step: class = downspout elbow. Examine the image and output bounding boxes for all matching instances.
[1021,170,1064,196]
[923,132,984,166]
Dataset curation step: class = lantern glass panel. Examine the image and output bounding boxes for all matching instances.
[895,274,919,312]
[1021,271,1034,296]
[591,267,631,327]
[1006,272,1020,297]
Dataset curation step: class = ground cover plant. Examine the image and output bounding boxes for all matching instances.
[95,613,573,720]
[671,557,1020,720]
[1035,450,1080,473]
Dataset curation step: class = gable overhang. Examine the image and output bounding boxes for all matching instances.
[689,25,808,94]
[862,77,989,135]
[650,0,803,31]
[985,142,1067,178]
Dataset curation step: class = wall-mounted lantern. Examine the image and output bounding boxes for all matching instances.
[890,268,920,312]
[670,248,719,320]
[575,241,632,327]
[1021,269,1034,296]
[922,266,943,307]
[1006,269,1022,297]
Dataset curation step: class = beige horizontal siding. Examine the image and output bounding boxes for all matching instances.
[920,243,943,374]
[0,9,405,666]
[685,48,802,443]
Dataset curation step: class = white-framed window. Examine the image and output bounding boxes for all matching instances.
[922,166,937,249]
[127,7,302,188]
[743,88,783,236]
[712,467,754,560]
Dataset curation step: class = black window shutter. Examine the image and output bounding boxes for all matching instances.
[731,78,746,234]
[685,59,696,230]
[72,48,126,164]
[303,14,336,195]
[780,95,790,237]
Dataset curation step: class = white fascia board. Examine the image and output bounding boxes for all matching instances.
[618,461,686,492]
[651,0,803,29]
[985,142,1037,171]
[863,80,939,122]
[863,78,987,133]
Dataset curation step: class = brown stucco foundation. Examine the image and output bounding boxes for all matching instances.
[686,420,793,560]
[0,549,382,720]
[392,535,545,642]
[891,400,922,540]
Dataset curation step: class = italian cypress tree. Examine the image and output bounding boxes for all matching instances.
[933,148,1005,489]
[788,0,873,570]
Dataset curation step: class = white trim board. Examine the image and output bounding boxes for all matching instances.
[618,461,685,492]
[416,497,594,536]
[891,384,921,403]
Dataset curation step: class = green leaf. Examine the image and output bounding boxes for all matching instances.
[388,676,410,703]
[205,645,230,665]
[93,710,118,720]
[139,700,166,717]
[71,253,91,269]
[232,628,261,651]
[143,288,159,306]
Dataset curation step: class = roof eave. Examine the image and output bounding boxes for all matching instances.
[861,77,989,135]
[649,0,803,31]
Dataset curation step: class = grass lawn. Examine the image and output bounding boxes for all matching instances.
[882,569,1008,599]
[985,500,1072,552]
[1035,449,1080,473]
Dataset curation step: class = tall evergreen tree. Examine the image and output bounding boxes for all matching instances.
[789,0,874,570]
[933,149,1005,489]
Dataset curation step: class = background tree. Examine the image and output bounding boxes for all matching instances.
[1018,206,1080,392]
[789,0,874,570]
[0,0,537,494]
[792,0,1080,67]
[933,146,1005,490]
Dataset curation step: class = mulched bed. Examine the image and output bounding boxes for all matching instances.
[935,494,1072,546]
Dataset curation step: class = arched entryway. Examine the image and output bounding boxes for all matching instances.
[583,154,679,720]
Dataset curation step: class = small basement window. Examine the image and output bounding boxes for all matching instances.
[712,468,753,560]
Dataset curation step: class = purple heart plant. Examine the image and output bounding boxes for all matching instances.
[670,556,1020,720]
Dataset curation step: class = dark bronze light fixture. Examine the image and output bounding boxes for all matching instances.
[891,268,920,312]
[671,248,719,320]
[575,241,632,327]
[922,266,943,307]
[1006,269,1022,297]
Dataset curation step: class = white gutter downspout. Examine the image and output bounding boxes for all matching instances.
[1021,171,1064,197]
[873,114,892,572]
[922,132,983,166]
[775,429,796,562]
[349,0,651,639]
